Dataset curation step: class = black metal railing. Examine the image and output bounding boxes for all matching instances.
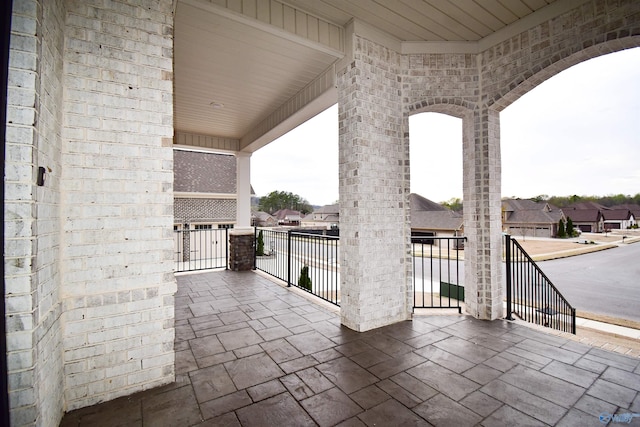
[174,227,228,272]
[504,234,576,334]
[412,236,466,312]
[255,228,340,306]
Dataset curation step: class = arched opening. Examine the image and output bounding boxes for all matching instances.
[409,112,463,207]
[408,112,466,311]
[501,48,640,201]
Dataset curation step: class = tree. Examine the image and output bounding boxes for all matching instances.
[258,190,313,215]
[441,197,463,212]
[298,265,312,291]
[557,219,566,238]
[256,230,265,256]
[566,217,575,237]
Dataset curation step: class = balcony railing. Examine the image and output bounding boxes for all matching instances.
[412,236,466,313]
[255,228,340,306]
[174,227,229,272]
[505,234,576,334]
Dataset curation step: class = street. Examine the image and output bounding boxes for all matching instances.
[539,242,640,323]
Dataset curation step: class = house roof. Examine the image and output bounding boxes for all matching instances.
[566,201,608,210]
[174,149,236,193]
[410,193,462,231]
[602,209,631,221]
[252,211,275,221]
[273,209,302,221]
[313,204,339,215]
[611,204,640,217]
[502,199,563,225]
[506,209,563,225]
[502,199,558,213]
[412,210,463,231]
[563,208,602,222]
[410,193,447,212]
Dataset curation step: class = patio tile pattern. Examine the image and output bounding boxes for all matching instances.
[61,271,640,426]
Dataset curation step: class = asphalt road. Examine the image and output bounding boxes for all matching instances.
[538,242,640,323]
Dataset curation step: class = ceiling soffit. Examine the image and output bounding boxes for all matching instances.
[174,0,589,151]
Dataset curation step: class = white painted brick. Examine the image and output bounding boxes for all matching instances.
[142,353,174,370]
[126,366,164,386]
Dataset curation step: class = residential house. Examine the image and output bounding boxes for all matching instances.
[602,209,634,230]
[564,202,638,231]
[562,207,604,233]
[502,199,564,238]
[302,203,340,230]
[410,194,463,238]
[174,149,237,230]
[251,211,277,227]
[611,204,639,228]
[273,209,302,226]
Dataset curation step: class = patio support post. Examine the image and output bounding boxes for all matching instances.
[236,152,252,228]
[463,105,503,320]
[336,30,412,332]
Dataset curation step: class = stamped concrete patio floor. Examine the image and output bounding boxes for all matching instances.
[61,271,640,426]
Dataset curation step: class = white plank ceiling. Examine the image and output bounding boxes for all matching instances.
[174,0,558,148]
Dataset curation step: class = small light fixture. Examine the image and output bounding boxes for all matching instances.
[210,101,224,109]
[37,166,46,186]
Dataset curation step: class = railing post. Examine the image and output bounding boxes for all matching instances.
[287,229,292,287]
[505,234,513,320]
[571,308,576,335]
[253,227,257,270]
[225,227,229,270]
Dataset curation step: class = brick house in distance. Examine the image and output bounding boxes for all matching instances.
[251,211,277,227]
[602,209,635,230]
[173,149,237,230]
[502,199,565,238]
[410,193,463,238]
[303,203,340,230]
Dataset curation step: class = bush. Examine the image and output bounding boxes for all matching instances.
[298,265,312,291]
[566,217,576,237]
[557,219,566,238]
[256,230,264,256]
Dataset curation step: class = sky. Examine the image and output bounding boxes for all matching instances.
[252,48,640,206]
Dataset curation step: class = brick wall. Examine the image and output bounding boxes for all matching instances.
[174,198,236,224]
[6,0,66,425]
[338,0,640,324]
[60,0,176,411]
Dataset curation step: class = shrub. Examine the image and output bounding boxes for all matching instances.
[557,219,566,238]
[256,230,264,256]
[566,217,576,237]
[298,265,312,291]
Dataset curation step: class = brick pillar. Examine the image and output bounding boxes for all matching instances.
[60,0,176,412]
[336,35,411,332]
[463,106,503,320]
[229,229,255,271]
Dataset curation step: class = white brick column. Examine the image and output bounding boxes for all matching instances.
[6,0,66,425]
[463,106,503,320]
[60,0,176,411]
[337,35,411,332]
[236,152,251,228]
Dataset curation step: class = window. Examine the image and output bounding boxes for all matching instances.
[194,224,212,230]
[218,224,234,229]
